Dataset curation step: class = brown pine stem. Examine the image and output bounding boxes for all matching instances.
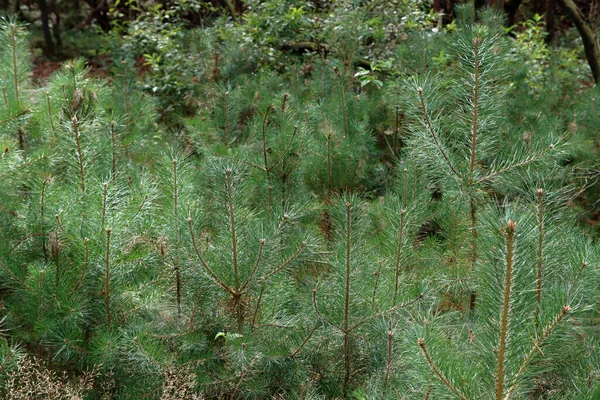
[371,260,383,310]
[350,294,423,332]
[259,241,305,282]
[393,106,400,156]
[312,288,339,330]
[38,270,44,321]
[327,133,332,196]
[41,178,49,261]
[424,387,432,400]
[289,323,318,358]
[133,336,164,368]
[10,23,19,103]
[187,217,234,295]
[535,188,544,327]
[172,159,181,318]
[417,88,461,177]
[262,105,273,175]
[267,186,273,221]
[418,338,469,400]
[334,67,349,139]
[469,196,478,313]
[503,305,571,400]
[402,167,408,208]
[72,116,86,195]
[383,331,394,393]
[469,37,480,186]
[225,168,240,292]
[101,182,108,228]
[224,91,231,146]
[251,285,265,330]
[0,349,14,374]
[343,201,352,397]
[0,258,29,289]
[281,93,289,116]
[110,121,117,175]
[0,109,29,126]
[45,92,56,136]
[269,125,298,172]
[189,291,202,334]
[72,237,89,293]
[234,293,244,332]
[105,228,112,330]
[496,220,516,400]
[393,209,406,305]
[240,239,265,291]
[468,39,481,283]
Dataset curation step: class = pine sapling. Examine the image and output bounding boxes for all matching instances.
[535,188,544,326]
[105,228,112,330]
[496,219,516,400]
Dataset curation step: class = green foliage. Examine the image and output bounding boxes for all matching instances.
[0,5,600,400]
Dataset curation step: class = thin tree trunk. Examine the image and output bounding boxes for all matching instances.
[558,0,600,84]
[52,1,62,48]
[546,0,556,44]
[38,0,55,55]
[504,0,524,26]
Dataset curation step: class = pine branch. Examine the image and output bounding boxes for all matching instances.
[417,87,461,178]
[289,323,318,358]
[312,288,341,332]
[418,338,470,400]
[267,125,298,173]
[349,293,423,332]
[503,305,571,400]
[0,257,29,289]
[259,241,306,282]
[240,238,265,291]
[187,217,234,295]
[478,144,557,183]
[0,108,29,126]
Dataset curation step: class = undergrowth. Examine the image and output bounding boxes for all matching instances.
[0,5,599,399]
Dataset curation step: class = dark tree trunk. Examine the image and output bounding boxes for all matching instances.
[52,1,62,48]
[38,0,55,55]
[545,0,556,44]
[558,0,600,84]
[504,0,524,26]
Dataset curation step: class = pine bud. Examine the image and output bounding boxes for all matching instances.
[506,220,516,232]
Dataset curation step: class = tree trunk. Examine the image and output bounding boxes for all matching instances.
[52,1,62,48]
[38,0,55,55]
[504,0,524,26]
[545,0,556,44]
[558,0,600,84]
